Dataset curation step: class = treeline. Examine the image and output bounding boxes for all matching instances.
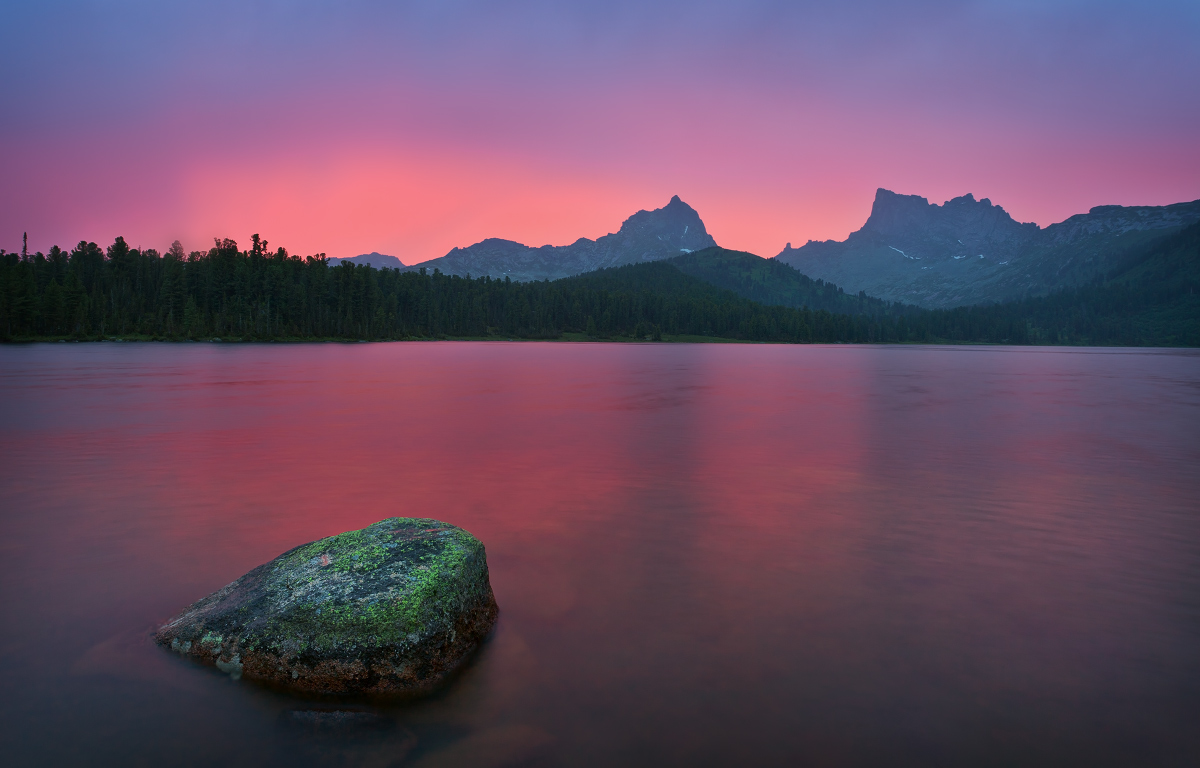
[0,225,1195,345]
[0,235,905,343]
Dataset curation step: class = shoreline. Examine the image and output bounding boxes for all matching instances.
[1,334,1187,348]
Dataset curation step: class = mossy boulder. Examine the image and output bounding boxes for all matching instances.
[155,518,498,695]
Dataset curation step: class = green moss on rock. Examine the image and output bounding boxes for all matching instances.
[156,518,498,695]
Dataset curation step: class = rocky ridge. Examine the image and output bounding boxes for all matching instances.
[327,252,406,269]
[402,196,717,282]
[775,189,1200,308]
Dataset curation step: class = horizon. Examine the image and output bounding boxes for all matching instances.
[7,186,1200,265]
[2,1,1198,262]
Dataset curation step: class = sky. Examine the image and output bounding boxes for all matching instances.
[2,0,1198,263]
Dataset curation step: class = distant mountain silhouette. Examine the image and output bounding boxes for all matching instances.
[327,252,405,269]
[403,196,717,282]
[775,189,1200,308]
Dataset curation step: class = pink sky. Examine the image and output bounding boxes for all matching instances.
[3,1,1198,262]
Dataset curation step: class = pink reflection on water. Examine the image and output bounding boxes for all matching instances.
[1,343,1198,766]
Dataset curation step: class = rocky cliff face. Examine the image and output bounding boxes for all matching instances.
[404,196,717,282]
[776,189,1200,308]
[857,190,1039,262]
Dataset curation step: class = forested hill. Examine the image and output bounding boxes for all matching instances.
[976,218,1199,346]
[0,237,910,344]
[0,226,1195,345]
[667,248,918,316]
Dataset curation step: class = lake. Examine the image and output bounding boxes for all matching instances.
[1,342,1198,767]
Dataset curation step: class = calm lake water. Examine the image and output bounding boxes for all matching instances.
[1,342,1198,767]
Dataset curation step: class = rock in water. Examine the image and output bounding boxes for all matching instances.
[155,518,498,695]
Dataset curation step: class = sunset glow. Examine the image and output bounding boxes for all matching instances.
[3,1,1198,261]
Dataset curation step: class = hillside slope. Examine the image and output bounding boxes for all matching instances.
[775,189,1200,308]
[667,247,916,316]
[1003,219,1200,346]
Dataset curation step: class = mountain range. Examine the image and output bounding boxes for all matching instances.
[775,189,1200,308]
[664,230,1198,346]
[5,214,1194,345]
[362,188,1200,311]
[400,196,717,282]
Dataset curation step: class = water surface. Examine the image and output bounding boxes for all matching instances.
[1,342,1198,766]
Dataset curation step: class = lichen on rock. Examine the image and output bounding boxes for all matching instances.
[155,518,498,695]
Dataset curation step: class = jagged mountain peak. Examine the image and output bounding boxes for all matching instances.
[402,196,718,282]
[610,196,715,256]
[864,189,1021,238]
[945,193,990,207]
[618,195,706,232]
[776,188,1200,309]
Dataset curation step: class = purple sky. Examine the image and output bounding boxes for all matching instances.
[2,1,1197,261]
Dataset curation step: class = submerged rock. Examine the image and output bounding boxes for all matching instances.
[155,518,498,695]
